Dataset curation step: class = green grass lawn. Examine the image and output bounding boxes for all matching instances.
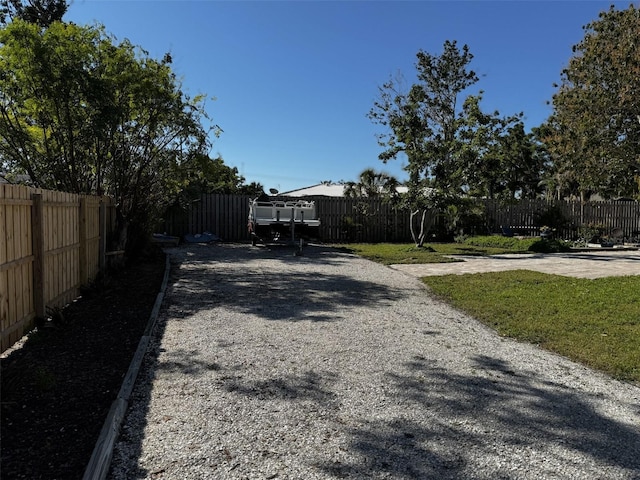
[337,241,531,265]
[340,241,640,384]
[338,236,570,265]
[423,272,640,384]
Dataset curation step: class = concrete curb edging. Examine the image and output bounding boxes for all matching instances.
[82,254,172,480]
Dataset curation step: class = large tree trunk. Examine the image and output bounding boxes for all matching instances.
[113,209,129,252]
[410,208,437,247]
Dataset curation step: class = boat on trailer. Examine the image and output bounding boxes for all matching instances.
[247,198,321,247]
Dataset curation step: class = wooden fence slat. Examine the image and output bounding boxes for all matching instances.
[0,185,9,344]
[99,200,106,271]
[0,185,6,266]
[0,188,9,349]
[31,193,45,321]
[79,198,88,286]
[5,186,15,265]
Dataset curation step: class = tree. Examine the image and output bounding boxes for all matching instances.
[343,168,399,200]
[0,20,216,252]
[177,152,264,203]
[0,0,67,27]
[341,168,400,241]
[535,120,582,200]
[458,94,507,199]
[368,41,479,246]
[546,5,640,200]
[496,121,547,199]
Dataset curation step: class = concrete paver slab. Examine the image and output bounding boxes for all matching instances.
[390,249,640,279]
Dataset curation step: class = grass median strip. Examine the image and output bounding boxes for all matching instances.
[422,271,640,384]
[338,242,530,265]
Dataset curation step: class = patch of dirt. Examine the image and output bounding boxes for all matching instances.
[1,249,167,479]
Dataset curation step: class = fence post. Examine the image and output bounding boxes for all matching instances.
[99,200,106,271]
[31,193,45,321]
[78,198,89,285]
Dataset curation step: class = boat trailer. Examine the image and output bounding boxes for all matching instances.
[247,198,321,252]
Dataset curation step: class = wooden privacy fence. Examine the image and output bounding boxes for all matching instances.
[162,194,251,241]
[161,194,640,243]
[312,196,410,242]
[160,195,412,243]
[1,184,115,353]
[483,199,640,239]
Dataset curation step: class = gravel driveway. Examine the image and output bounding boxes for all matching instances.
[109,243,640,479]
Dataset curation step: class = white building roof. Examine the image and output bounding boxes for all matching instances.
[279,184,347,197]
[280,183,409,197]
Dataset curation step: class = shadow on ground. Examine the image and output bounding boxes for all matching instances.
[110,243,640,479]
[109,242,403,477]
[163,243,405,322]
[314,354,640,478]
[488,252,640,263]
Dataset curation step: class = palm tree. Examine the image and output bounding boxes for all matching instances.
[343,168,400,199]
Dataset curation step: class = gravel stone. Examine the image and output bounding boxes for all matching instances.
[109,243,640,479]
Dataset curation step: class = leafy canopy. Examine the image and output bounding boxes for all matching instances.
[0,19,221,251]
[0,0,67,27]
[343,168,400,200]
[545,5,640,200]
[368,41,543,244]
[369,41,479,197]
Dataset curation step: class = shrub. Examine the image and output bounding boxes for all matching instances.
[464,235,571,253]
[527,238,572,253]
[535,204,569,231]
[577,223,607,243]
[464,235,534,250]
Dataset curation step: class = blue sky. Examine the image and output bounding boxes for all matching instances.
[66,0,629,193]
